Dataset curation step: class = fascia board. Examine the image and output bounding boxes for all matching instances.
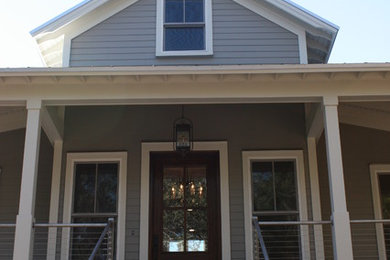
[31,0,110,37]
[1,64,390,77]
[263,0,339,33]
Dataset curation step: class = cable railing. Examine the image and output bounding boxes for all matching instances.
[252,217,334,260]
[0,224,16,260]
[350,219,390,260]
[32,218,115,260]
[0,221,115,259]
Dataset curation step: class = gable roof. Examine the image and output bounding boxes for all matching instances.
[31,0,338,65]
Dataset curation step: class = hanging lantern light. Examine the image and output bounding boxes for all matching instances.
[173,106,193,154]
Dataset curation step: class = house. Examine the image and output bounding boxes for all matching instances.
[0,0,390,259]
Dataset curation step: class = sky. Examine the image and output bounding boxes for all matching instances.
[0,0,389,67]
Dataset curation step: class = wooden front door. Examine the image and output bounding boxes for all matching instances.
[149,151,221,260]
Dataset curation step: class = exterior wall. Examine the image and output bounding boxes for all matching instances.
[317,123,390,259]
[69,0,300,67]
[0,129,53,259]
[61,104,307,259]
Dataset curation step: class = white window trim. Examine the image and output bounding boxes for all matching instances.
[61,152,127,260]
[370,164,390,260]
[242,150,310,260]
[139,141,231,260]
[155,0,213,57]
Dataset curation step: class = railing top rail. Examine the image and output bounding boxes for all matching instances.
[0,224,16,228]
[256,220,332,226]
[34,223,107,228]
[350,219,390,224]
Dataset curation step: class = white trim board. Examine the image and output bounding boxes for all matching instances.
[46,141,63,260]
[242,150,310,260]
[233,0,308,64]
[139,142,231,260]
[61,152,127,260]
[370,164,390,260]
[35,0,318,66]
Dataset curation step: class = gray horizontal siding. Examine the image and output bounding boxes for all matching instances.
[0,129,53,260]
[62,104,307,259]
[70,0,299,66]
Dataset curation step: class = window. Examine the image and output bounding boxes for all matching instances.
[71,163,118,259]
[156,0,213,56]
[251,160,300,258]
[252,161,298,214]
[62,152,127,260]
[370,164,390,259]
[242,151,309,260]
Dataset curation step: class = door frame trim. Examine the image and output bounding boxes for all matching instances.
[140,142,231,260]
[369,164,390,260]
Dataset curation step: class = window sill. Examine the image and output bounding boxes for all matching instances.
[156,49,213,57]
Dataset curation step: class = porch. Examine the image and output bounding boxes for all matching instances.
[0,64,390,259]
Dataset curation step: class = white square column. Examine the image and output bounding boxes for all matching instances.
[322,96,353,260]
[13,99,42,260]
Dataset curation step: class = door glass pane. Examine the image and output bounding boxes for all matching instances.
[185,0,204,22]
[187,209,208,252]
[165,0,183,23]
[379,174,390,219]
[73,164,96,213]
[163,209,185,252]
[165,27,205,51]
[186,167,207,207]
[252,162,274,211]
[96,163,118,213]
[163,167,184,207]
[274,161,297,211]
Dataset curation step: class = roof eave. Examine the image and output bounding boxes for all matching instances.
[30,0,108,37]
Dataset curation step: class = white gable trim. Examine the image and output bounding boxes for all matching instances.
[233,0,308,64]
[34,0,314,66]
[35,0,141,67]
[265,0,339,31]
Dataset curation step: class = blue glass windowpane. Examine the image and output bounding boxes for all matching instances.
[165,27,204,51]
[165,0,184,23]
[185,0,204,22]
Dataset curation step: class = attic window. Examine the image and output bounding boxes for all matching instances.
[156,0,213,56]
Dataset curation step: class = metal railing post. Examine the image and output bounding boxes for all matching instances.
[252,217,270,260]
[107,218,115,260]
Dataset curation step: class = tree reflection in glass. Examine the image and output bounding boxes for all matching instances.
[163,167,184,207]
[163,210,185,252]
[187,209,208,251]
[162,166,208,252]
[186,167,207,207]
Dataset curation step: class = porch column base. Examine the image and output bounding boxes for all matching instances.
[331,211,353,260]
[13,214,35,260]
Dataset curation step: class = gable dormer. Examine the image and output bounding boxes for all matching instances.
[31,0,338,67]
